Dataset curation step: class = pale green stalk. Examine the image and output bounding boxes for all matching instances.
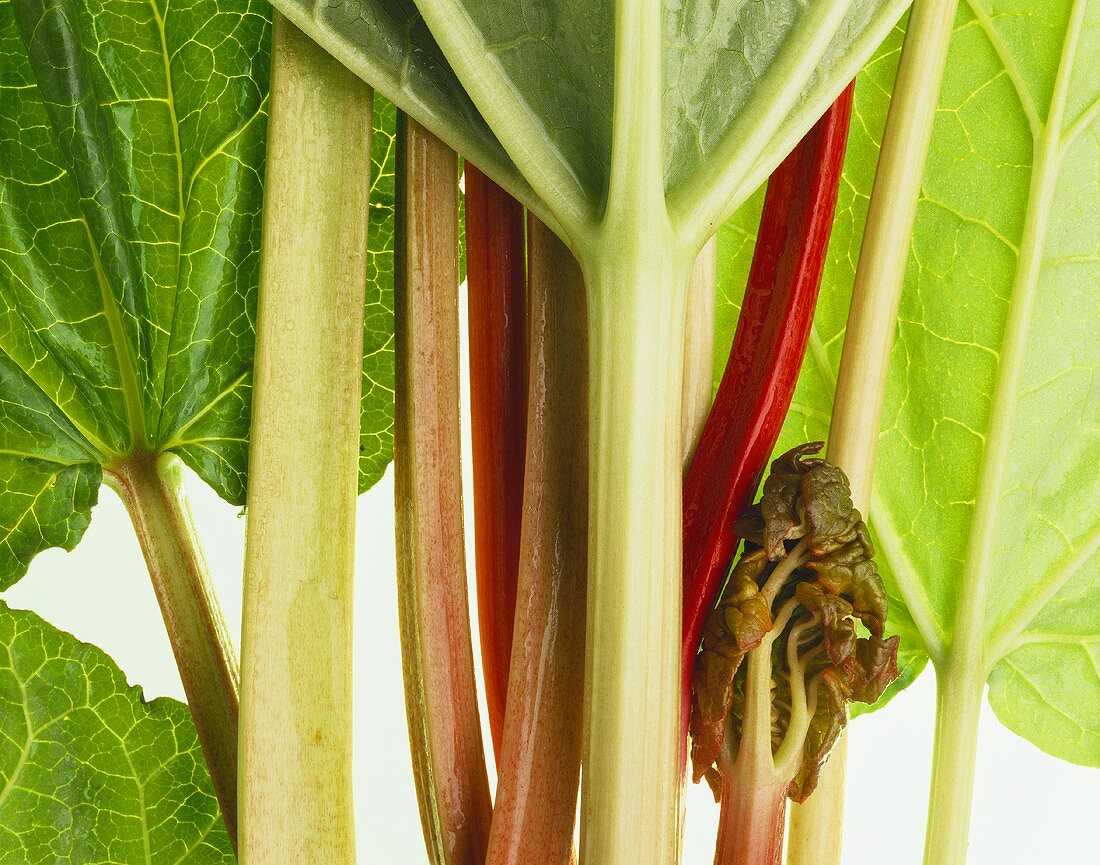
[239,15,370,864]
[581,252,690,865]
[573,2,693,863]
[682,238,718,467]
[787,2,959,863]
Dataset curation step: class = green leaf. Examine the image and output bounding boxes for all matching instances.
[361,94,397,492]
[0,601,234,863]
[0,0,269,584]
[0,0,397,582]
[717,7,1100,764]
[269,0,912,244]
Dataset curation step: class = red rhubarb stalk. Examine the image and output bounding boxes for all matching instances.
[485,218,587,865]
[681,83,856,731]
[465,163,529,756]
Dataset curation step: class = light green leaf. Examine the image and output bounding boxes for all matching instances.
[717,5,1100,763]
[0,601,234,863]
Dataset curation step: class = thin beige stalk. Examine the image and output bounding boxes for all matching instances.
[786,2,959,862]
[238,15,370,864]
[109,452,239,845]
[485,219,587,865]
[393,116,492,865]
[682,237,718,468]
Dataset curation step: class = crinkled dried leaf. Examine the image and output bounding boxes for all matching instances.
[759,442,824,558]
[810,534,887,637]
[795,581,857,671]
[788,669,848,803]
[690,549,773,782]
[800,461,859,556]
[848,635,901,705]
[691,445,900,797]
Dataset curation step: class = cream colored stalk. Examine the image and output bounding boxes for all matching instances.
[238,15,371,864]
[786,2,959,863]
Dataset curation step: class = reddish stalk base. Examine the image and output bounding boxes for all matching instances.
[714,768,788,865]
[681,84,855,733]
[485,219,587,865]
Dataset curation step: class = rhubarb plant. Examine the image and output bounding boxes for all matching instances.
[2,0,1098,864]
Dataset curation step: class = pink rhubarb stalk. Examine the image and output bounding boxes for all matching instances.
[485,218,587,865]
[394,115,492,865]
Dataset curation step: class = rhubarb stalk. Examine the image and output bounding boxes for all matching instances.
[239,15,369,863]
[108,452,239,844]
[485,218,587,865]
[682,84,855,736]
[786,4,959,862]
[682,238,718,467]
[465,163,528,756]
[394,115,492,865]
[577,6,688,860]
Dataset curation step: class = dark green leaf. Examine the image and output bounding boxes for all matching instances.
[0,0,269,585]
[1,0,398,580]
[270,0,911,243]
[361,94,396,491]
[0,601,233,863]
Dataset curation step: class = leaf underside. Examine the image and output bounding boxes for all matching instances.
[717,5,1100,764]
[0,601,234,863]
[0,0,396,588]
[270,0,911,242]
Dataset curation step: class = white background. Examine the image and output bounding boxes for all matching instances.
[5,287,1098,862]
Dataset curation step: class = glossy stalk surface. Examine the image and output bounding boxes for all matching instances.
[682,86,855,735]
[486,218,587,865]
[465,163,528,756]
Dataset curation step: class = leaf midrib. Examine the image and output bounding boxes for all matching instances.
[949,0,1088,677]
[80,218,148,454]
[147,0,187,451]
